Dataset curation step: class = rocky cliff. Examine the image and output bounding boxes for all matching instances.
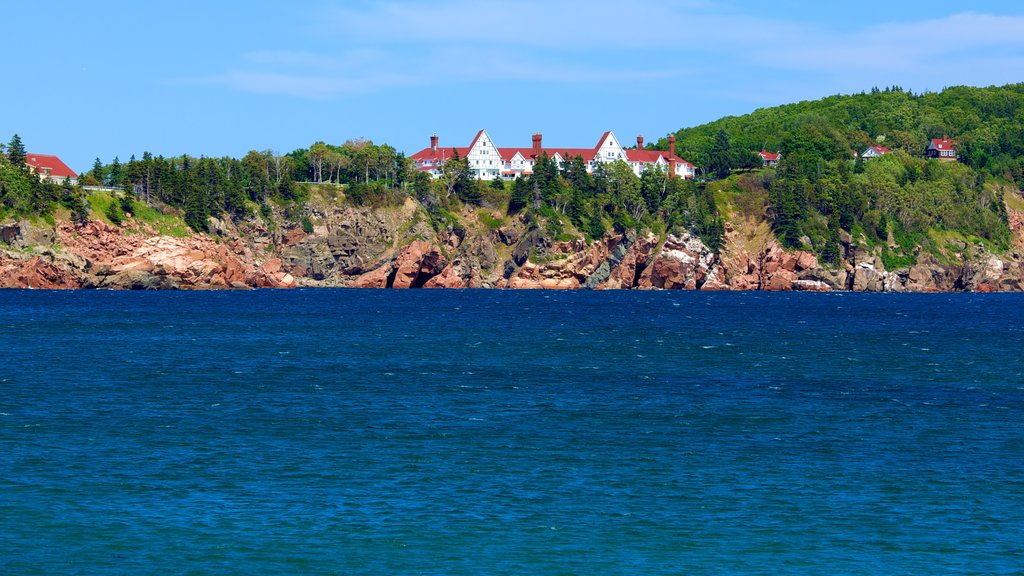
[3,191,1024,291]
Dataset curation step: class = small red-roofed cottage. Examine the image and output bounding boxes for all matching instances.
[926,136,957,161]
[757,149,781,167]
[25,153,79,185]
[861,145,891,159]
[410,131,697,181]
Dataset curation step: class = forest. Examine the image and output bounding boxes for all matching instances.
[656,83,1024,263]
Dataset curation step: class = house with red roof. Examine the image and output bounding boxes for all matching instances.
[410,130,696,181]
[757,149,781,167]
[861,145,891,159]
[926,135,957,161]
[24,153,79,185]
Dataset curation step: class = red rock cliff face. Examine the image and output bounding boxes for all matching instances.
[5,190,1024,291]
[1,218,294,290]
[0,255,82,289]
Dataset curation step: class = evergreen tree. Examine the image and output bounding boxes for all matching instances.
[119,183,135,215]
[71,193,91,226]
[107,156,123,187]
[509,176,530,214]
[7,134,26,167]
[105,195,123,225]
[709,129,733,179]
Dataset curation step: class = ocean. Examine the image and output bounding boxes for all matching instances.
[2,290,1023,575]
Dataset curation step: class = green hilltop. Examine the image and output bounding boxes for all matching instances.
[657,83,1024,264]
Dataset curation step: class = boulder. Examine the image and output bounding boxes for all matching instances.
[350,265,391,288]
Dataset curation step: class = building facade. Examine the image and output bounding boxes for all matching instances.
[861,145,891,159]
[411,130,696,181]
[25,153,78,185]
[926,136,957,161]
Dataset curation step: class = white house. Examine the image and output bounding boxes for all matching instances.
[411,130,697,181]
[25,153,78,185]
[757,149,781,167]
[861,145,891,159]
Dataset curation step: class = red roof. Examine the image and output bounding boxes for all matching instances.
[411,132,696,171]
[866,145,891,155]
[758,149,781,161]
[410,146,470,163]
[929,137,956,151]
[25,153,78,178]
[499,147,598,162]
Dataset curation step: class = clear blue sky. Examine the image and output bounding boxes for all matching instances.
[4,1,1024,172]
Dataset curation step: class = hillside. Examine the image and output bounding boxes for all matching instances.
[4,83,1024,291]
[658,84,1024,266]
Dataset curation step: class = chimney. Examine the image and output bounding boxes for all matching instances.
[637,135,644,149]
[430,134,438,152]
[532,133,543,155]
[668,134,677,179]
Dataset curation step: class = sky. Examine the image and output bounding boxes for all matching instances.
[4,0,1024,172]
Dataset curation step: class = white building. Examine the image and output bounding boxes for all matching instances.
[25,153,79,185]
[861,145,891,159]
[411,130,697,181]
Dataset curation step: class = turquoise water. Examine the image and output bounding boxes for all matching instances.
[2,290,1023,574]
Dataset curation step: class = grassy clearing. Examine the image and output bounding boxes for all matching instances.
[477,209,503,231]
[86,191,191,237]
[1004,189,1024,213]
[130,202,191,237]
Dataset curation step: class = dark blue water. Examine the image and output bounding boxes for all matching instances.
[2,290,1023,575]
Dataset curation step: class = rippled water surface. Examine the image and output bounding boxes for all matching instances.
[2,290,1023,574]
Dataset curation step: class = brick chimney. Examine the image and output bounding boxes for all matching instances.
[532,133,543,155]
[430,134,438,152]
[667,134,677,179]
[637,135,644,149]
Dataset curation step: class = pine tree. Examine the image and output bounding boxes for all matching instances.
[7,134,26,167]
[107,156,122,187]
[71,190,91,226]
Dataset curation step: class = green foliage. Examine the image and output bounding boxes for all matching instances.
[6,134,26,167]
[663,84,1024,257]
[0,151,63,217]
[345,182,406,207]
[119,185,135,215]
[508,177,530,214]
[478,210,503,231]
[301,216,314,234]
[105,196,124,225]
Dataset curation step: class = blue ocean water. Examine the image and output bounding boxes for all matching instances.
[1,290,1023,575]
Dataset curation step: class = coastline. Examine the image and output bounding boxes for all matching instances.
[3,200,1023,292]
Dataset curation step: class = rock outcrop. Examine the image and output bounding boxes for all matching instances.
[5,190,1024,292]
[0,254,81,289]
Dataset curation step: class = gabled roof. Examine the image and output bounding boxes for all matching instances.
[865,145,891,155]
[410,146,470,163]
[928,137,956,151]
[497,147,597,163]
[757,149,781,161]
[25,153,78,178]
[624,149,693,168]
[466,129,485,151]
[411,131,697,170]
